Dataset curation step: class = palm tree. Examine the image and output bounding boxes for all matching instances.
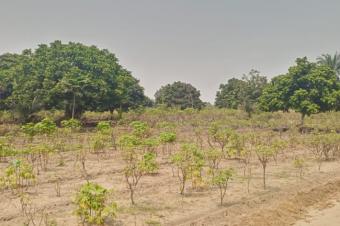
[317,52,340,79]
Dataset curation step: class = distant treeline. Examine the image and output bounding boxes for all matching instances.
[0,41,339,123]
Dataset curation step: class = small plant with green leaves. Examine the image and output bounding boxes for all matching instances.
[255,144,276,189]
[159,131,176,155]
[61,118,82,132]
[119,133,158,204]
[21,123,37,143]
[27,144,55,173]
[1,159,36,193]
[34,118,57,136]
[293,158,305,179]
[212,168,234,205]
[130,121,150,138]
[75,182,117,225]
[208,123,236,157]
[229,133,246,158]
[91,134,108,156]
[22,118,57,143]
[142,137,160,154]
[204,148,223,177]
[170,143,205,194]
[193,126,204,149]
[0,140,15,162]
[123,150,158,204]
[96,121,112,134]
[271,139,287,164]
[306,134,337,171]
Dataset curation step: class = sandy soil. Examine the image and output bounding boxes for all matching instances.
[1,132,340,226]
[295,199,340,226]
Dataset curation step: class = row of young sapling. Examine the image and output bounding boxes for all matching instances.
[0,118,340,225]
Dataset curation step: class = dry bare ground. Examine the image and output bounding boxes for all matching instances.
[1,143,340,226]
[1,111,340,226]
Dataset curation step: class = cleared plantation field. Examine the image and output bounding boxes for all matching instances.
[0,109,340,226]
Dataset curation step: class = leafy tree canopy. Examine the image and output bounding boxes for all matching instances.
[317,52,340,79]
[215,70,267,115]
[259,57,340,123]
[0,41,149,121]
[154,81,204,109]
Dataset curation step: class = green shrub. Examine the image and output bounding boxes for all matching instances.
[75,182,117,225]
[61,118,82,131]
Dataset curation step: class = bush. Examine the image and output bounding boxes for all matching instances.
[0,111,16,124]
[96,121,111,133]
[61,118,82,131]
[1,159,36,191]
[75,182,117,225]
[212,168,234,205]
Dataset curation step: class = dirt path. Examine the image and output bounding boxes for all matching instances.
[173,177,340,226]
[294,199,340,226]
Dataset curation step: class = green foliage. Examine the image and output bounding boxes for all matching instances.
[139,152,159,174]
[0,41,149,120]
[259,57,339,123]
[159,131,176,144]
[215,70,267,115]
[142,137,159,153]
[0,159,36,191]
[34,118,57,135]
[22,118,57,139]
[215,78,247,109]
[255,144,276,189]
[204,148,223,176]
[0,110,16,123]
[118,134,141,150]
[130,121,150,138]
[317,52,340,78]
[96,121,111,133]
[75,182,117,225]
[119,126,159,204]
[293,158,305,178]
[61,118,82,131]
[307,133,340,166]
[155,81,204,109]
[208,123,237,156]
[21,123,37,140]
[25,144,55,171]
[123,148,158,204]
[0,139,15,160]
[170,143,205,194]
[91,134,108,154]
[212,168,234,205]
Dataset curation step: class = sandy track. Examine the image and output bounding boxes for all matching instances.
[172,175,340,226]
[295,199,340,226]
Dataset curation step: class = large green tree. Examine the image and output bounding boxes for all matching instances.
[0,41,149,120]
[155,81,204,109]
[215,78,247,109]
[215,70,267,116]
[259,57,340,124]
[317,52,340,79]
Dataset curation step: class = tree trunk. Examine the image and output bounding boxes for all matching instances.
[247,167,251,194]
[263,165,266,189]
[180,175,186,195]
[300,113,305,126]
[118,106,123,120]
[220,188,224,205]
[72,93,76,119]
[130,188,135,205]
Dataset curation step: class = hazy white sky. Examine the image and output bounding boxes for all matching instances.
[1,0,340,103]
